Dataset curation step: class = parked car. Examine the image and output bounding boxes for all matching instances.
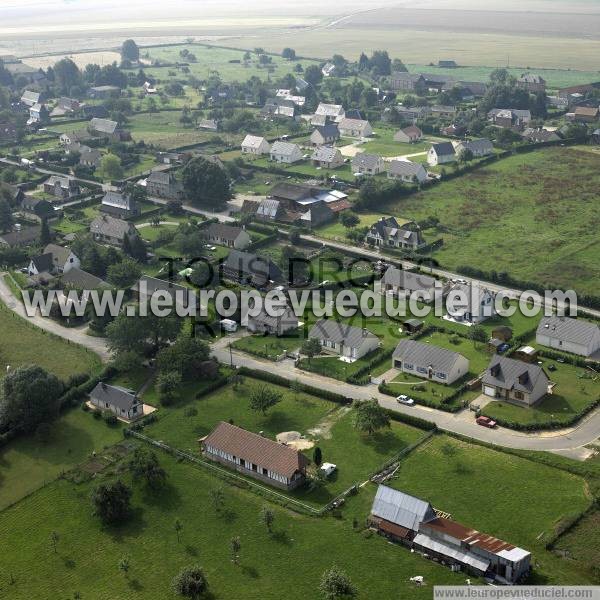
[547,363,557,372]
[476,415,497,429]
[396,395,415,406]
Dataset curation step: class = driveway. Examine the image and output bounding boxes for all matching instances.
[211,335,600,454]
[0,274,111,362]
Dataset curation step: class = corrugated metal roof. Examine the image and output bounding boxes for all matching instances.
[413,532,490,573]
[371,485,436,531]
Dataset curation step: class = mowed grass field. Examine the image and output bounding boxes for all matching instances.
[389,434,594,583]
[383,147,600,295]
[0,452,466,600]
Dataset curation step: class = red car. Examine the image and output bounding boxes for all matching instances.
[476,415,497,429]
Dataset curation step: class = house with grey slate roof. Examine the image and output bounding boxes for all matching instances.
[387,159,428,184]
[201,223,251,250]
[90,214,138,246]
[381,266,447,302]
[392,339,469,384]
[247,304,299,336]
[308,319,379,361]
[146,170,182,200]
[482,355,550,406]
[269,141,302,164]
[90,382,144,421]
[455,138,494,158]
[351,153,384,175]
[100,191,140,219]
[311,146,344,169]
[427,142,456,166]
[310,123,340,146]
[536,316,600,358]
[365,217,426,250]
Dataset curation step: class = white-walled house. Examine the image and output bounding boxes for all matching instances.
[427,142,456,166]
[28,244,80,277]
[387,160,428,184]
[308,319,379,360]
[241,135,271,156]
[392,339,469,385]
[337,118,373,138]
[536,316,600,357]
[446,283,495,325]
[201,223,251,250]
[90,382,144,421]
[482,356,550,406]
[270,141,303,164]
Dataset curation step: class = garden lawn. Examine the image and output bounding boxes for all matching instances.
[389,434,593,583]
[0,452,466,600]
[231,333,303,360]
[359,125,438,157]
[0,409,122,510]
[481,358,600,428]
[143,378,336,452]
[315,211,406,242]
[382,147,600,295]
[0,299,101,380]
[137,223,178,242]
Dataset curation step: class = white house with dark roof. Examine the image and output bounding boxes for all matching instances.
[446,283,496,325]
[351,153,384,176]
[482,355,550,406]
[269,141,302,164]
[90,382,144,421]
[536,316,600,358]
[241,135,271,156]
[308,319,379,361]
[310,123,340,146]
[392,339,469,384]
[387,159,428,184]
[455,138,494,158]
[427,142,456,166]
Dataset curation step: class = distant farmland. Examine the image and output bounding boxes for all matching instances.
[382,146,600,296]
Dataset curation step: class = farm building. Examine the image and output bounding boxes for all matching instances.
[201,422,309,490]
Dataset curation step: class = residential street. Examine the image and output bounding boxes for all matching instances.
[211,335,600,456]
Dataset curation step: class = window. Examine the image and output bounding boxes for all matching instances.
[514,391,524,400]
[404,363,413,370]
[436,372,447,380]
[417,366,427,374]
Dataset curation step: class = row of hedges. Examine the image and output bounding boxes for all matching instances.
[237,366,352,405]
[378,380,464,413]
[347,347,395,385]
[248,232,278,251]
[480,396,600,432]
[456,265,600,311]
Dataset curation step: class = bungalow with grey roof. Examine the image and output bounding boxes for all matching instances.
[21,90,41,107]
[311,146,344,169]
[314,103,345,122]
[455,138,494,158]
[351,153,384,175]
[337,118,373,138]
[427,142,456,166]
[201,223,251,250]
[536,316,600,358]
[387,159,428,184]
[247,304,299,336]
[269,141,302,164]
[308,319,379,361]
[482,355,550,406]
[79,146,102,169]
[392,339,469,384]
[90,382,144,421]
[88,85,121,99]
[0,225,41,247]
[381,266,447,302]
[89,117,130,141]
[90,214,138,246]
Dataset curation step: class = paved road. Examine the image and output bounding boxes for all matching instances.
[147,195,235,222]
[0,274,111,361]
[1,271,598,455]
[211,336,600,454]
[298,233,600,318]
